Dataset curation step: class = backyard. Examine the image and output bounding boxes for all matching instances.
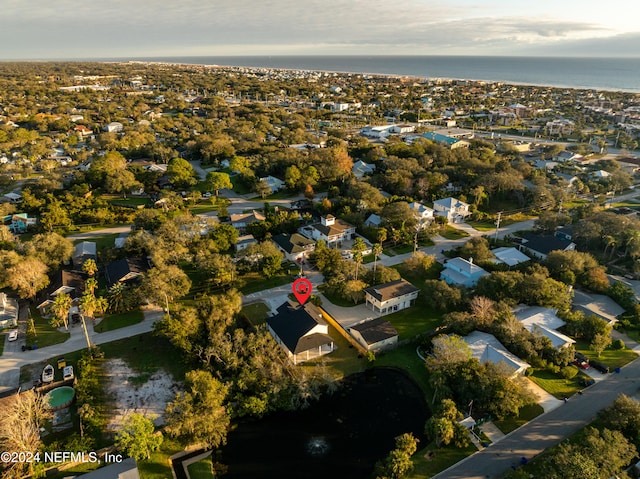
[240,302,270,327]
[384,304,442,340]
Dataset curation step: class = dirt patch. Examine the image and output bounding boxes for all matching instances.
[104,358,180,429]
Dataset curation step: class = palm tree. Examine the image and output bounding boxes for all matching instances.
[82,259,98,277]
[85,278,98,296]
[49,293,72,330]
[372,243,383,284]
[107,283,128,314]
[351,237,367,281]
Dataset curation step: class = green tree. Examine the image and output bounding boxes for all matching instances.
[7,256,49,299]
[165,370,230,448]
[590,333,612,357]
[25,232,73,269]
[82,259,98,277]
[115,413,163,461]
[49,292,72,330]
[351,237,367,280]
[140,265,192,306]
[374,433,418,479]
[372,243,383,283]
[167,158,197,188]
[205,172,233,198]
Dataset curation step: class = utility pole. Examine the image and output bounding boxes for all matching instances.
[494,211,502,244]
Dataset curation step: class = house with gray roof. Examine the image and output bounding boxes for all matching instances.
[349,318,398,351]
[463,331,531,377]
[73,241,97,268]
[440,257,489,287]
[271,233,315,262]
[518,232,576,260]
[513,305,575,349]
[363,279,419,315]
[78,457,139,479]
[491,247,530,267]
[433,197,470,223]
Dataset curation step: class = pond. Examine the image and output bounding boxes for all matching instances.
[218,367,429,479]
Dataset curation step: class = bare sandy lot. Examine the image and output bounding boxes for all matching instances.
[104,358,180,428]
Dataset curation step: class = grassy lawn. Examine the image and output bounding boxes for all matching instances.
[320,287,360,307]
[466,220,496,232]
[109,197,151,207]
[393,261,443,287]
[186,456,215,479]
[574,340,638,369]
[382,249,396,257]
[375,343,433,405]
[529,368,588,399]
[0,333,5,356]
[94,310,144,333]
[409,442,477,479]
[300,324,366,379]
[494,403,545,434]
[27,306,70,349]
[241,302,270,327]
[138,437,187,479]
[439,226,470,240]
[71,232,120,251]
[384,303,442,340]
[238,271,297,295]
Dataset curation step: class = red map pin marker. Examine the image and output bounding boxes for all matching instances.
[292,278,312,305]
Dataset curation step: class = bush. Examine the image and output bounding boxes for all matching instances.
[546,364,560,374]
[612,338,626,350]
[525,367,534,377]
[560,366,578,380]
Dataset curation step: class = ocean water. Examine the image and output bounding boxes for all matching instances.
[130,55,640,93]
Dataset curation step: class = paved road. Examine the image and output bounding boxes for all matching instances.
[66,225,132,241]
[433,356,640,479]
[0,306,162,393]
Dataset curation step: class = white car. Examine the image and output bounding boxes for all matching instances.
[7,330,18,342]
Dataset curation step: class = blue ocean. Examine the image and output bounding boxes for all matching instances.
[129,55,640,93]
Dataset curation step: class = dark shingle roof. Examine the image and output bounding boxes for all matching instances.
[266,303,331,354]
[350,318,398,345]
[521,233,573,255]
[363,279,419,302]
[105,258,149,287]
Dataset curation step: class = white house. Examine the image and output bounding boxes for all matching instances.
[389,124,416,134]
[258,175,285,194]
[349,318,398,351]
[103,121,124,133]
[352,160,376,178]
[266,302,335,365]
[546,119,574,136]
[236,234,257,252]
[440,257,489,288]
[408,202,434,222]
[300,215,356,247]
[513,305,575,349]
[0,293,19,329]
[433,197,470,223]
[463,331,531,377]
[360,125,394,139]
[363,279,420,315]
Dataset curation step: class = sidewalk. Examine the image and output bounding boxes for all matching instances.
[0,306,162,394]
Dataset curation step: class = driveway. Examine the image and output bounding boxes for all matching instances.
[433,356,640,479]
[0,306,163,394]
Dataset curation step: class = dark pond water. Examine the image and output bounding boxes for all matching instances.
[218,367,429,479]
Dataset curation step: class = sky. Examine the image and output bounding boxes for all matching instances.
[0,0,638,59]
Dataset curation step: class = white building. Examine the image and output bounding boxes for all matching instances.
[363,279,420,316]
[258,175,285,194]
[513,305,575,349]
[433,197,470,223]
[300,215,356,247]
[352,160,376,178]
[463,331,531,377]
[408,202,434,222]
[360,125,394,139]
[103,121,124,133]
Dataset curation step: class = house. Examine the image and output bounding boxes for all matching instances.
[364,213,383,228]
[105,258,149,288]
[72,241,97,269]
[300,215,356,247]
[440,257,489,287]
[349,318,398,351]
[360,125,394,139]
[37,270,86,315]
[2,213,36,233]
[236,234,257,252]
[572,290,625,325]
[1,192,22,204]
[513,305,575,349]
[266,302,335,365]
[491,247,530,267]
[352,160,376,178]
[230,210,266,233]
[463,331,531,376]
[408,202,434,222]
[552,150,583,163]
[258,175,285,194]
[546,119,574,136]
[554,225,574,242]
[74,125,93,138]
[433,197,470,223]
[389,124,416,134]
[422,132,470,149]
[78,457,139,479]
[103,121,124,133]
[518,232,576,260]
[0,293,19,329]
[363,279,420,315]
[271,233,315,262]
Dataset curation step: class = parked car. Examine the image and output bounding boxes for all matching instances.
[7,330,18,341]
[590,361,610,374]
[575,352,589,363]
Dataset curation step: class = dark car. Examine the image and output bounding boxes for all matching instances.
[71,313,82,324]
[575,352,589,363]
[590,361,609,374]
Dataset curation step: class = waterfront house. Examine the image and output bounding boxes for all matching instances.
[349,318,398,351]
[266,302,335,365]
[363,279,420,315]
